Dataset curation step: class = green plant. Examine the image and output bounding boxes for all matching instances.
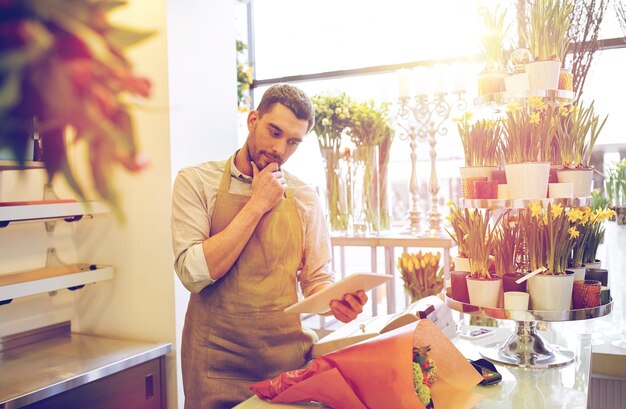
[444,201,469,257]
[526,0,574,61]
[455,112,502,167]
[452,208,504,279]
[501,100,556,163]
[478,5,510,71]
[236,40,253,112]
[0,0,153,213]
[523,201,577,274]
[582,208,615,264]
[556,101,608,168]
[493,213,521,276]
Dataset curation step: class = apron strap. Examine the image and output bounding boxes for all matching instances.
[220,155,293,198]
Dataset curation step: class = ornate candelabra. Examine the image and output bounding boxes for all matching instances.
[396,91,466,236]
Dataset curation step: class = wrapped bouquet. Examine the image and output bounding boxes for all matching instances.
[250,320,483,409]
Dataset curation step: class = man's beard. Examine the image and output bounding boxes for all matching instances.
[246,141,282,170]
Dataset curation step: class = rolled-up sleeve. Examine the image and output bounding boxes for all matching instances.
[171,167,216,293]
[295,184,335,296]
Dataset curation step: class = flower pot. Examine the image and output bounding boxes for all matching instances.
[558,68,573,91]
[527,271,574,311]
[462,177,487,199]
[557,168,594,198]
[567,266,586,282]
[319,147,349,232]
[477,71,506,96]
[466,275,502,308]
[504,72,530,93]
[502,272,527,293]
[549,165,563,183]
[583,259,601,269]
[459,166,498,181]
[504,291,530,310]
[525,60,561,90]
[450,270,470,303]
[345,145,380,235]
[504,162,550,199]
[548,182,574,198]
[584,268,608,287]
[572,280,601,309]
[453,256,471,273]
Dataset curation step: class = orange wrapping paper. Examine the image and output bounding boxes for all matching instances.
[250,320,484,409]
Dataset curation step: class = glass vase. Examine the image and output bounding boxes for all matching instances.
[347,145,379,236]
[319,146,349,232]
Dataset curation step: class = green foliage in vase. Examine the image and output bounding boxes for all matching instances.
[556,101,608,168]
[0,0,154,216]
[478,4,510,71]
[526,0,574,61]
[454,111,502,167]
[311,93,352,150]
[236,40,253,112]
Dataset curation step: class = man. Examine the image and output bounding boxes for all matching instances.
[171,84,368,409]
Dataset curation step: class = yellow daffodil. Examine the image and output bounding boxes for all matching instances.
[568,226,580,239]
[530,201,543,219]
[551,203,564,218]
[528,96,548,111]
[506,101,520,113]
[529,111,540,124]
[445,213,453,222]
[558,105,569,116]
[446,200,455,208]
[567,208,582,223]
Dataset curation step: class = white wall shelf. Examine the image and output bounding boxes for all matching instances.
[0,201,110,228]
[0,264,114,304]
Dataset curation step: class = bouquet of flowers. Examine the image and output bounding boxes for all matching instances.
[250,320,483,409]
[398,251,444,303]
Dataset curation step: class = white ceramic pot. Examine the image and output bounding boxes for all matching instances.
[525,60,561,90]
[466,276,502,308]
[504,72,530,92]
[459,166,498,181]
[454,256,471,273]
[504,162,550,199]
[557,168,594,198]
[567,266,586,282]
[497,184,509,200]
[548,182,574,198]
[527,272,574,311]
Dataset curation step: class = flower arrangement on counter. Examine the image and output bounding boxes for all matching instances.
[312,93,394,234]
[454,112,502,167]
[398,251,444,302]
[0,0,153,213]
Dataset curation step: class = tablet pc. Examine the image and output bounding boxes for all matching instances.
[284,273,392,314]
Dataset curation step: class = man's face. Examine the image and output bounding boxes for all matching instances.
[246,103,308,170]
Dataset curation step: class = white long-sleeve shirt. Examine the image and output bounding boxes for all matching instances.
[171,157,334,295]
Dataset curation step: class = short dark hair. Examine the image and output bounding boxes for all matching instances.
[256,84,315,133]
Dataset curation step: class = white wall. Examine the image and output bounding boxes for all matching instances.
[167,1,238,408]
[0,1,237,408]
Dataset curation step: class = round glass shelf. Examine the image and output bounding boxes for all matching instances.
[445,289,613,368]
[458,196,591,210]
[474,89,575,106]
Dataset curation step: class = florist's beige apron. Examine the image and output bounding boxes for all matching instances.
[181,158,314,409]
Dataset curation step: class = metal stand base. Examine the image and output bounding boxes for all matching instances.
[480,321,575,368]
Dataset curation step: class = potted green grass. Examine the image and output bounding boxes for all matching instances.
[525,0,573,90]
[477,5,510,96]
